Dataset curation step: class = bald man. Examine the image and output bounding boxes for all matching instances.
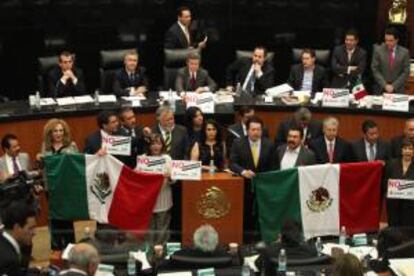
[59,243,100,276]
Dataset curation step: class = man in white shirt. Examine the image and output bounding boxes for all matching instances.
[0,200,37,275]
[0,134,35,182]
[277,126,315,170]
[59,243,100,276]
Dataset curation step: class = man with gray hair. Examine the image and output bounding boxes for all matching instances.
[309,116,353,164]
[175,52,217,93]
[193,224,219,252]
[59,243,100,276]
[274,107,323,148]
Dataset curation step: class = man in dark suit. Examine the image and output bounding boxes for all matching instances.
[331,29,367,89]
[230,116,275,242]
[276,126,316,170]
[84,110,122,155]
[390,118,414,158]
[287,48,328,96]
[152,105,188,241]
[118,107,151,168]
[58,243,100,276]
[226,46,275,96]
[309,116,353,164]
[274,107,323,148]
[175,52,217,93]
[0,200,37,275]
[352,119,390,162]
[112,50,149,97]
[47,51,85,98]
[164,6,207,49]
[371,27,410,94]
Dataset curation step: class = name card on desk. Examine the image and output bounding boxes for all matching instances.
[102,135,131,156]
[186,92,215,113]
[382,93,409,112]
[136,156,167,173]
[171,160,201,180]
[387,179,414,200]
[322,88,350,107]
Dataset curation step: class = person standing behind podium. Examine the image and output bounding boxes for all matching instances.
[112,50,149,97]
[164,6,207,49]
[230,116,275,242]
[351,119,390,162]
[225,46,275,96]
[331,29,367,89]
[47,51,85,98]
[383,139,414,227]
[184,106,204,147]
[371,27,410,94]
[308,117,353,164]
[175,52,217,93]
[287,48,328,97]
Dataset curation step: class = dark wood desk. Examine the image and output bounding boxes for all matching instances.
[407,75,414,94]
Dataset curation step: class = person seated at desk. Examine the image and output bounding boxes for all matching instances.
[191,119,226,171]
[175,52,217,93]
[351,119,390,162]
[287,48,328,97]
[308,116,353,164]
[333,253,363,276]
[47,51,85,98]
[225,46,275,96]
[0,134,39,183]
[371,27,410,95]
[274,107,323,148]
[184,106,204,147]
[58,243,100,276]
[331,29,367,89]
[276,126,316,170]
[112,50,149,97]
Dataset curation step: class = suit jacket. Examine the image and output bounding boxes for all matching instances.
[0,234,21,276]
[227,59,275,96]
[229,136,275,175]
[383,158,414,227]
[287,64,328,95]
[351,138,390,162]
[164,22,203,49]
[226,123,269,157]
[175,67,217,92]
[112,67,149,97]
[390,135,406,158]
[47,66,86,98]
[274,118,323,148]
[119,125,147,168]
[0,152,32,182]
[331,45,367,88]
[152,124,188,160]
[308,136,353,164]
[371,43,410,94]
[276,144,316,169]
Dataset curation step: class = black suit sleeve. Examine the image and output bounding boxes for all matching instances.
[255,64,275,93]
[229,138,245,175]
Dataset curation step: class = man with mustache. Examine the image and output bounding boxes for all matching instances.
[276,126,316,170]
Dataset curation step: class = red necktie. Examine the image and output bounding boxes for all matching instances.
[12,157,20,175]
[389,49,395,71]
[190,73,196,91]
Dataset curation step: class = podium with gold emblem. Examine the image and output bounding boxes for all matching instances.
[181,172,244,246]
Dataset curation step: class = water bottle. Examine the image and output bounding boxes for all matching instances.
[235,82,242,97]
[209,159,216,175]
[241,260,250,276]
[127,252,136,276]
[278,248,287,272]
[315,237,323,256]
[35,91,41,110]
[339,226,347,245]
[168,89,176,112]
[94,89,100,106]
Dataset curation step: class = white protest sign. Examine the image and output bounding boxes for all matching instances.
[171,160,202,180]
[322,88,350,107]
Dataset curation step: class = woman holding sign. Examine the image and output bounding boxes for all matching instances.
[137,133,173,245]
[38,118,79,252]
[383,138,414,227]
[190,119,226,171]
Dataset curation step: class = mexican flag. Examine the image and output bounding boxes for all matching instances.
[254,162,383,242]
[351,79,367,100]
[45,154,164,234]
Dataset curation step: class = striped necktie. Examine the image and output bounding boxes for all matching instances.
[164,131,172,154]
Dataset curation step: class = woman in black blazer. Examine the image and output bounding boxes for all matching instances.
[383,138,414,227]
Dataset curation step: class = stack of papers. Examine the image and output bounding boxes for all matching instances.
[389,258,414,276]
[56,97,76,106]
[265,83,293,98]
[74,95,94,104]
[159,91,181,101]
[39,98,56,106]
[98,95,117,103]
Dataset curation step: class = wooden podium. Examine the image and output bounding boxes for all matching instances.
[182,172,244,246]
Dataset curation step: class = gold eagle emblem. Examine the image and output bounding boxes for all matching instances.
[197,186,230,219]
